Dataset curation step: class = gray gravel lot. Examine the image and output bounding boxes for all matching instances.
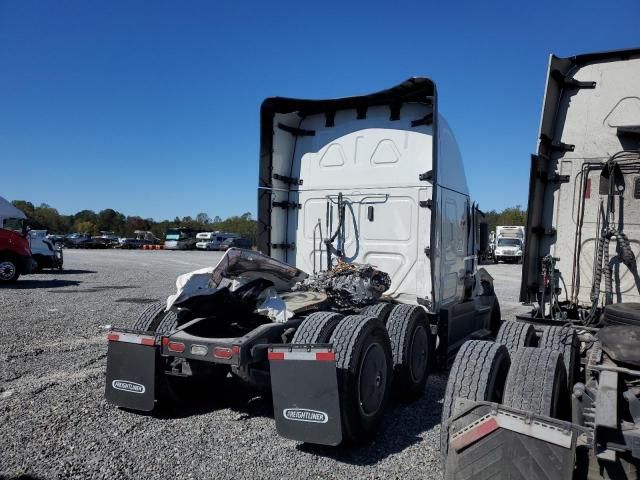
[0,251,527,480]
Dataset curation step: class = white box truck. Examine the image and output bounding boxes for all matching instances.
[494,225,525,263]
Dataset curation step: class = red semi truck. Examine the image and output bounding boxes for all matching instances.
[0,196,33,283]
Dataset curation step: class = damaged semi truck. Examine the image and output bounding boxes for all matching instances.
[442,48,640,479]
[105,78,499,446]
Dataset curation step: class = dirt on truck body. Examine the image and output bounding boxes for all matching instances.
[442,48,640,480]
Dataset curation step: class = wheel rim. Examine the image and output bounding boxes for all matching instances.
[409,325,429,383]
[0,261,16,280]
[358,342,387,416]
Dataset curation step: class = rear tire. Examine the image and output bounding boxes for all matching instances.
[291,311,344,343]
[440,340,510,461]
[386,305,431,401]
[495,321,537,350]
[539,326,579,390]
[360,303,395,324]
[503,347,569,419]
[131,301,178,333]
[330,315,393,444]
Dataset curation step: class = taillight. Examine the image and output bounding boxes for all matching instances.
[167,341,185,353]
[107,333,119,342]
[213,347,233,359]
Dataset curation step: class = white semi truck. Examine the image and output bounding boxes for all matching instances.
[494,225,525,263]
[442,48,640,479]
[105,78,499,446]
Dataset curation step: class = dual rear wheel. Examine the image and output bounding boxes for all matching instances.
[441,322,576,464]
[293,304,432,443]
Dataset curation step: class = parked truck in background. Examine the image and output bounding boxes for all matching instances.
[494,225,525,263]
[28,230,63,271]
[0,196,33,284]
[442,48,640,479]
[164,228,200,250]
[105,77,501,447]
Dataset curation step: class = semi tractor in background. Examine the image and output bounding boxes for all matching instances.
[0,196,33,283]
[442,48,640,479]
[493,225,525,263]
[105,77,500,446]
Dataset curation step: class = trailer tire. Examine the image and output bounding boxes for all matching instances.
[386,305,431,401]
[495,321,537,350]
[291,311,344,343]
[359,303,395,324]
[440,340,510,461]
[130,301,177,333]
[539,326,579,389]
[330,315,393,444]
[503,347,569,420]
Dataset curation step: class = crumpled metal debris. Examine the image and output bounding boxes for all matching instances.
[166,248,307,311]
[293,261,391,309]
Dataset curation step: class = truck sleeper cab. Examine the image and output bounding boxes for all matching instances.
[105,78,500,447]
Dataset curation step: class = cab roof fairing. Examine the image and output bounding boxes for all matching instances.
[257,77,438,256]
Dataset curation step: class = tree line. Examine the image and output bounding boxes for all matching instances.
[10,199,527,246]
[10,200,258,244]
[482,205,527,232]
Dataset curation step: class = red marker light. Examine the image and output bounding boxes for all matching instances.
[107,333,119,342]
[213,347,233,359]
[167,342,185,353]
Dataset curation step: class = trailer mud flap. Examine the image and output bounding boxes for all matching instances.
[445,400,581,480]
[105,334,157,412]
[268,346,342,445]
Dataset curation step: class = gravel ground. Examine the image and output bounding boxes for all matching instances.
[0,250,527,480]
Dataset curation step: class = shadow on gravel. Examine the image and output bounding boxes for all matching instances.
[6,279,81,289]
[0,475,46,480]
[40,269,97,275]
[114,297,158,304]
[48,285,138,293]
[296,372,447,466]
[144,377,274,420]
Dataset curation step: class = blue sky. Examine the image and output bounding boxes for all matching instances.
[1,1,638,220]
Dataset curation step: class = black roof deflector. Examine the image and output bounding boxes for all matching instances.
[559,46,640,67]
[261,77,436,117]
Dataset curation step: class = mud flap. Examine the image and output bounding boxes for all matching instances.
[445,400,581,480]
[268,345,342,446]
[105,338,157,411]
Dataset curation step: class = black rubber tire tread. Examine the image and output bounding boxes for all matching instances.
[495,321,537,350]
[503,347,568,418]
[440,340,510,461]
[386,304,431,400]
[155,309,179,333]
[539,326,579,389]
[359,303,395,324]
[330,315,393,444]
[291,311,344,343]
[131,301,167,331]
[603,303,640,327]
